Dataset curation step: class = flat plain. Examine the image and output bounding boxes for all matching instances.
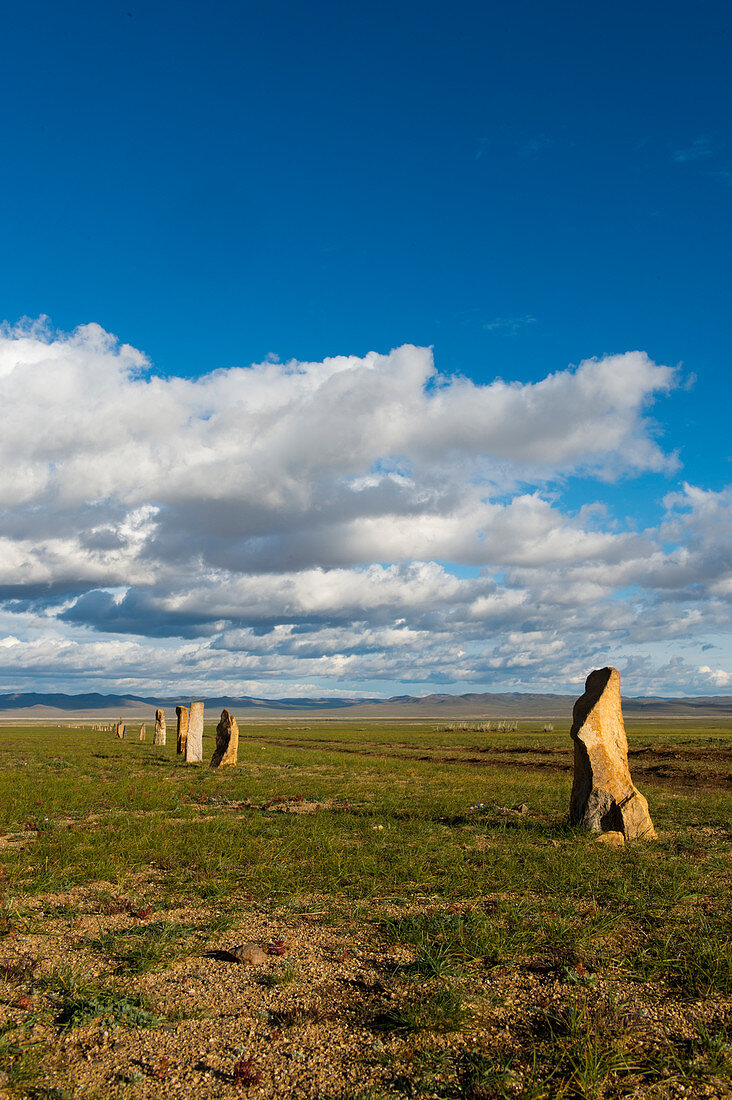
[0,718,729,1099]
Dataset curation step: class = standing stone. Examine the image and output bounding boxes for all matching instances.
[139,724,146,741]
[116,720,125,739]
[210,709,239,769]
[569,668,656,840]
[176,706,189,755]
[154,709,166,746]
[185,702,204,763]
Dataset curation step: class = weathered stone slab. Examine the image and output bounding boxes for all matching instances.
[139,724,146,741]
[176,706,189,755]
[210,709,239,768]
[185,701,204,762]
[569,667,656,840]
[116,721,125,739]
[154,709,166,746]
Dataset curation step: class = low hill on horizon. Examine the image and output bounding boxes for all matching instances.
[0,689,730,720]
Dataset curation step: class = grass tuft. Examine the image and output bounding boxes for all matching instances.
[0,1024,46,1092]
[631,912,732,996]
[369,983,465,1033]
[381,907,511,971]
[88,919,199,973]
[40,967,163,1031]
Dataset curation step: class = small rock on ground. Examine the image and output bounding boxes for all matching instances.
[230,943,268,966]
[595,831,625,847]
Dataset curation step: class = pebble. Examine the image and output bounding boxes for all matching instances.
[230,943,268,966]
[595,831,625,848]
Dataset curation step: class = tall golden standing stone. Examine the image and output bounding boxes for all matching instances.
[569,667,656,840]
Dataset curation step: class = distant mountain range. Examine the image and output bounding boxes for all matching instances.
[0,690,730,719]
[0,691,363,712]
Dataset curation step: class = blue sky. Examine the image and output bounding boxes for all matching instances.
[0,0,729,697]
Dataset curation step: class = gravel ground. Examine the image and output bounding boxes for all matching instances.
[0,883,730,1099]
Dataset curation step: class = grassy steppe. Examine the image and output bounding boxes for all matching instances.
[0,720,729,1099]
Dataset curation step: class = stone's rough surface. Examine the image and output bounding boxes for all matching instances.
[139,724,146,741]
[116,721,125,739]
[210,709,239,768]
[570,667,656,840]
[176,706,189,755]
[153,709,166,746]
[230,944,267,966]
[185,702,204,763]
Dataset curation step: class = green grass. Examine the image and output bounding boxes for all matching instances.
[0,1025,46,1094]
[382,908,511,973]
[260,960,298,987]
[369,1000,731,1099]
[0,717,730,1097]
[26,966,163,1031]
[87,919,199,974]
[369,983,466,1034]
[631,910,732,996]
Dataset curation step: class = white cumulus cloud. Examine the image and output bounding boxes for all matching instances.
[0,318,728,698]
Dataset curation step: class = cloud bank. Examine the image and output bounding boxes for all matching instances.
[0,319,729,697]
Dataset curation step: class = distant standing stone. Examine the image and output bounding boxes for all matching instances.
[139,724,146,741]
[210,709,239,768]
[185,702,204,762]
[154,709,166,746]
[176,706,189,755]
[569,668,656,840]
[116,720,125,739]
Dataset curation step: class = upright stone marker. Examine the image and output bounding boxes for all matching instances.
[116,720,125,739]
[154,709,166,746]
[185,702,204,763]
[176,706,189,755]
[569,667,656,840]
[210,709,239,768]
[139,724,146,741]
